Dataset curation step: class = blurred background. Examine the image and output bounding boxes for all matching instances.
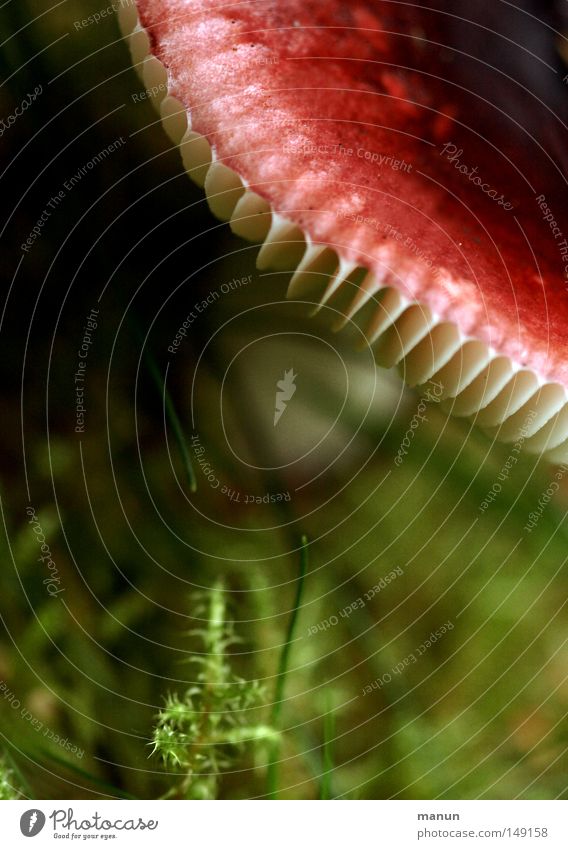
[1,0,568,800]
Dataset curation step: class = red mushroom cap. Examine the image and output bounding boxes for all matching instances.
[122,0,568,461]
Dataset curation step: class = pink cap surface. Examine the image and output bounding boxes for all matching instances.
[137,0,568,385]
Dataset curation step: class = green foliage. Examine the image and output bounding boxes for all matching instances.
[0,753,21,800]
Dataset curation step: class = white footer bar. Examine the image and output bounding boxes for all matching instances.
[1,800,566,847]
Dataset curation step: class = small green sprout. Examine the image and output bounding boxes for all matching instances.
[151,582,277,799]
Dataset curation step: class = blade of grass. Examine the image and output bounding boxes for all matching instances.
[320,692,335,800]
[132,321,197,493]
[146,355,197,494]
[266,534,308,798]
[34,746,137,800]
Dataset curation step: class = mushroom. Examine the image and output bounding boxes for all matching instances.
[119,1,568,462]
